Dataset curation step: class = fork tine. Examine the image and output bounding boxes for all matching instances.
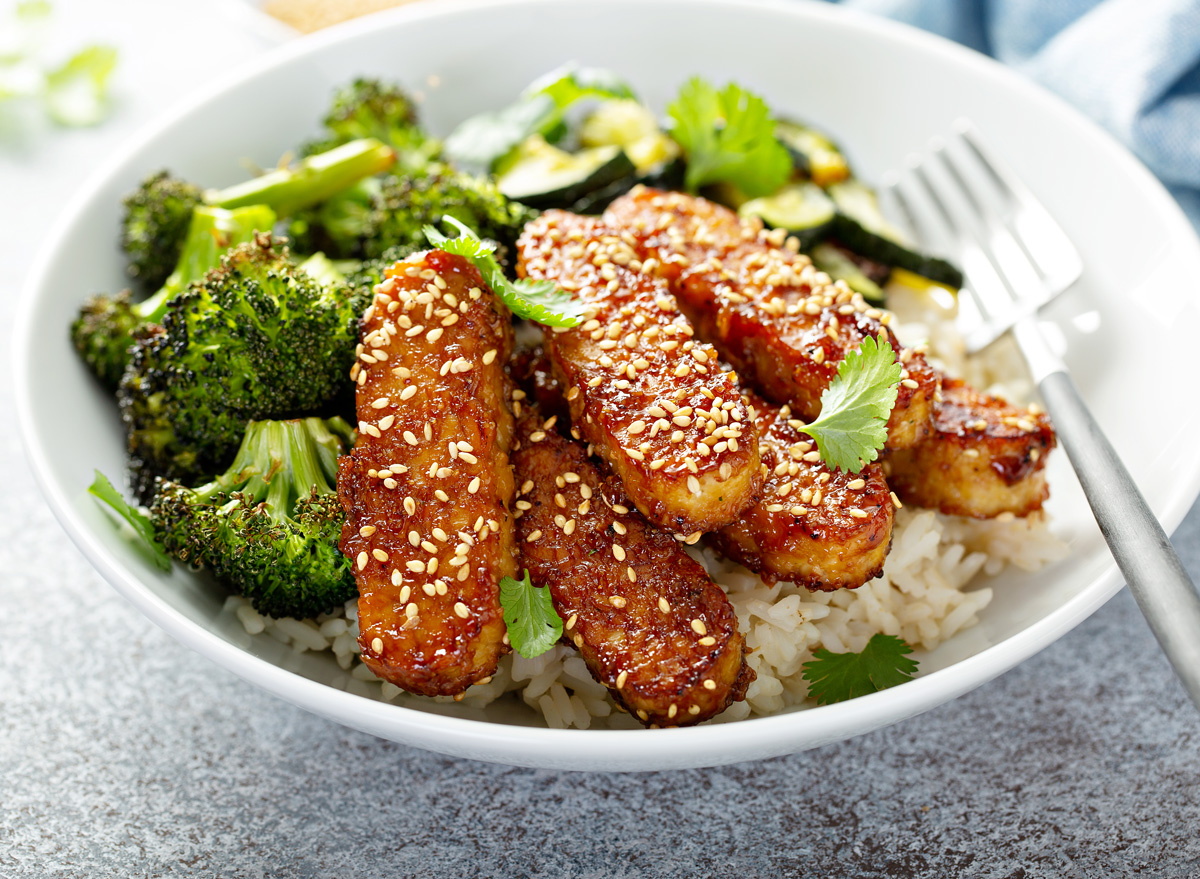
[908,159,1025,338]
[955,119,1083,291]
[935,138,1045,297]
[880,171,986,337]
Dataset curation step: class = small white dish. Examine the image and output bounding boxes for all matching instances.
[14,0,1200,770]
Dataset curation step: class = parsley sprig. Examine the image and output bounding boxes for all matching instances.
[423,217,585,328]
[799,335,902,473]
[801,634,918,705]
[498,570,563,659]
[667,77,792,197]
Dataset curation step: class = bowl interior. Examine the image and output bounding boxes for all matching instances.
[16,0,1200,769]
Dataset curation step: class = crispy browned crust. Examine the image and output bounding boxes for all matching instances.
[885,378,1056,519]
[709,390,894,590]
[511,410,753,727]
[602,188,939,450]
[516,211,762,535]
[337,251,517,696]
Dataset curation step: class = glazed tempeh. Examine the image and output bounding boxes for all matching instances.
[337,250,517,696]
[511,410,753,727]
[602,187,939,450]
[885,378,1055,519]
[709,389,894,590]
[516,211,761,535]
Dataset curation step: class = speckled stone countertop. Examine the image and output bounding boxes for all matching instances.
[3,3,1199,876]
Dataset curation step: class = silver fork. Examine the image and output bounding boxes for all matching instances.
[881,119,1200,710]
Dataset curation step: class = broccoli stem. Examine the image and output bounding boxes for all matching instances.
[136,203,279,324]
[211,138,397,217]
[197,418,347,525]
[295,252,346,287]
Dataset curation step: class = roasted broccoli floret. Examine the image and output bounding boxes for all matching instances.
[117,138,395,290]
[119,235,365,502]
[287,163,537,262]
[73,204,277,390]
[152,417,357,619]
[121,171,204,290]
[301,78,438,168]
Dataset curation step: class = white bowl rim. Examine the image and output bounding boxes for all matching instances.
[14,0,1200,770]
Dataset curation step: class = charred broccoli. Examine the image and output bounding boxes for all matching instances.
[73,204,277,390]
[119,235,365,502]
[287,163,537,262]
[301,78,438,168]
[118,138,395,290]
[152,417,357,619]
[120,172,204,290]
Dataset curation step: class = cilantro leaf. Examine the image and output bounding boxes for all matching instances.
[88,470,171,571]
[499,569,563,659]
[667,77,792,197]
[445,65,634,173]
[801,634,918,705]
[43,44,116,126]
[799,335,902,473]
[423,217,586,327]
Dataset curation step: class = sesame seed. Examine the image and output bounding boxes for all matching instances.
[403,430,419,446]
[356,551,368,571]
[687,475,701,495]
[371,637,383,653]
[616,671,628,689]
[703,679,716,691]
[658,597,670,613]
[526,530,543,543]
[691,619,707,636]
[613,522,627,536]
[404,497,417,515]
[901,378,920,390]
[468,477,480,494]
[406,560,425,573]
[847,478,866,490]
[610,596,627,608]
[359,525,376,537]
[454,602,470,619]
[405,603,419,620]
[699,636,717,647]
[483,349,498,365]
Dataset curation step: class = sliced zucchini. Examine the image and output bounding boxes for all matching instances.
[495,136,638,211]
[828,179,964,289]
[809,242,884,305]
[738,182,836,247]
[579,99,681,173]
[775,119,851,188]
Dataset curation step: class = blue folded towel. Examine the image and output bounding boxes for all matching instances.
[826,0,1200,229]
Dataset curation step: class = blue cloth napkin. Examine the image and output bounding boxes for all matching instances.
[826,0,1200,229]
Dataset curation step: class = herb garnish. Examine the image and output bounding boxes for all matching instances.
[667,77,792,197]
[498,569,564,659]
[423,217,585,327]
[799,335,902,473]
[801,633,918,704]
[88,470,171,571]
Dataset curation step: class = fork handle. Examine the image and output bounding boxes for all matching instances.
[1038,369,1200,708]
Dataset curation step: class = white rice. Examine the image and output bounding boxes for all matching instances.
[223,286,1069,728]
[224,507,1066,729]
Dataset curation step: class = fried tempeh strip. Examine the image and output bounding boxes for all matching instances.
[885,378,1055,519]
[337,250,517,696]
[602,187,939,450]
[512,410,753,727]
[516,211,761,535]
[512,347,893,590]
[709,389,894,590]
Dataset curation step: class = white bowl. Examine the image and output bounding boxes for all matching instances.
[15,0,1200,771]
